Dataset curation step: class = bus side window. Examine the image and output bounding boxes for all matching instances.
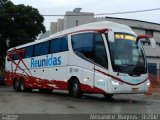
[34,42,49,56]
[24,46,34,58]
[13,54,19,60]
[94,34,108,68]
[50,36,68,53]
[51,39,61,53]
[61,37,68,51]
[72,33,94,60]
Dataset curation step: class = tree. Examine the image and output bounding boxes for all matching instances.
[0,0,46,67]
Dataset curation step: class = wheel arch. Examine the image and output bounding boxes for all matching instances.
[19,76,25,82]
[68,76,80,89]
[68,76,82,97]
[13,77,18,85]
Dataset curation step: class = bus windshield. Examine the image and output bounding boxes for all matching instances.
[107,32,146,75]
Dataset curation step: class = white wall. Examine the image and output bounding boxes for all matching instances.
[64,11,94,30]
[49,22,57,36]
[57,19,64,32]
[144,45,160,58]
[132,28,145,35]
[154,31,160,43]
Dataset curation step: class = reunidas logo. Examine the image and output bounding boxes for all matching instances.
[31,54,61,68]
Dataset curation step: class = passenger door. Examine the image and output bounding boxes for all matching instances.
[71,33,95,92]
[94,34,109,93]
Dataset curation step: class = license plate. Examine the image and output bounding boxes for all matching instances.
[132,88,139,92]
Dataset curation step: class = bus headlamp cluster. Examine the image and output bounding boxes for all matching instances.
[111,79,119,85]
[146,80,150,86]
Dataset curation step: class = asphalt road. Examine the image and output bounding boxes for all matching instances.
[0,86,160,114]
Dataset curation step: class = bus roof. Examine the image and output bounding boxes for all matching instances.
[7,21,135,51]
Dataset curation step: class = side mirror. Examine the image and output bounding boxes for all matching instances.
[136,35,156,48]
[149,37,156,49]
[108,31,114,42]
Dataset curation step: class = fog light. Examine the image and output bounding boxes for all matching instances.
[111,79,119,85]
[146,80,150,86]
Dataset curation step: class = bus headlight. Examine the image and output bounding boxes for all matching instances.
[146,80,150,86]
[111,79,119,85]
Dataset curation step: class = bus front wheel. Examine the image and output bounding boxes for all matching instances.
[69,79,82,98]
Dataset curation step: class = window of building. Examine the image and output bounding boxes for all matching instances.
[72,33,94,60]
[76,20,78,26]
[146,30,153,36]
[50,36,68,53]
[34,42,49,56]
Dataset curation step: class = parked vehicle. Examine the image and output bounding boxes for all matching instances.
[5,21,156,98]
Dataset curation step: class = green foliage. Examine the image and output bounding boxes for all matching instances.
[0,0,46,68]
[0,0,46,46]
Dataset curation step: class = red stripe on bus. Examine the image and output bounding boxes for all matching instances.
[5,71,107,94]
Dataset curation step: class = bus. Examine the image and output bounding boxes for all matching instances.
[5,21,156,98]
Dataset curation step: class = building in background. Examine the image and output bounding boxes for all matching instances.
[39,8,160,76]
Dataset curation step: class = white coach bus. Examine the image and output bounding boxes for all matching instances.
[5,21,156,98]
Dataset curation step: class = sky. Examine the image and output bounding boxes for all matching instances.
[11,0,160,30]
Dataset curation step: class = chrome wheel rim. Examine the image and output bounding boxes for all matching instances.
[73,83,78,94]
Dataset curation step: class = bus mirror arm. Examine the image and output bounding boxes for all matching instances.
[136,34,156,48]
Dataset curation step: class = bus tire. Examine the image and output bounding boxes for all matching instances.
[39,89,53,93]
[103,93,113,99]
[19,79,32,92]
[13,79,20,92]
[69,79,82,98]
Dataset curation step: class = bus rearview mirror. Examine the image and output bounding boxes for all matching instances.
[108,31,114,42]
[149,37,156,49]
[137,34,156,49]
